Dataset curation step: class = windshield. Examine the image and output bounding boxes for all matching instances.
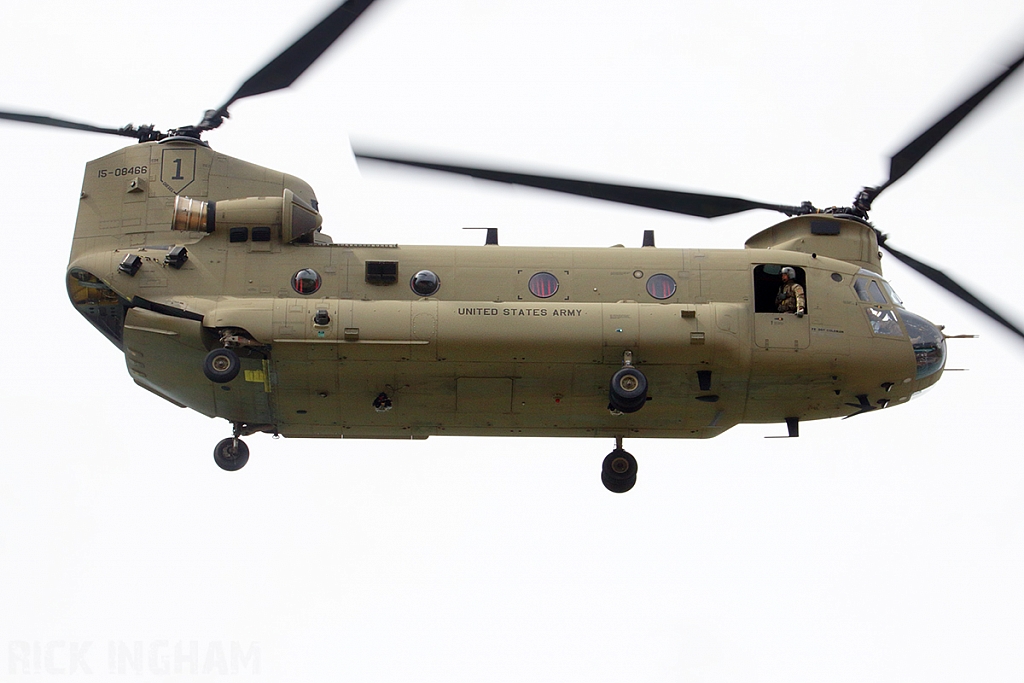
[901,311,946,379]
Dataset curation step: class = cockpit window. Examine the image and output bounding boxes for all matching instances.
[882,280,904,306]
[854,276,887,304]
[902,311,946,379]
[868,281,887,304]
[866,307,902,337]
[853,277,870,301]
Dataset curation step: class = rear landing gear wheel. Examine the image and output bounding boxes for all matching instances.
[203,348,240,383]
[602,448,637,493]
[213,437,249,471]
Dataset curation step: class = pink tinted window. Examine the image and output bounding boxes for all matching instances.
[646,274,676,299]
[528,272,559,298]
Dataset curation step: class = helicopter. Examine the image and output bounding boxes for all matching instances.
[2,0,1023,493]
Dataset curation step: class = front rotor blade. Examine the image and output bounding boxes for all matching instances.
[356,152,806,219]
[874,45,1024,201]
[0,110,146,139]
[880,240,1024,341]
[218,0,381,114]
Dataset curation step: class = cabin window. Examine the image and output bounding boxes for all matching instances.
[646,274,676,300]
[528,272,559,298]
[752,264,807,313]
[410,270,440,296]
[291,268,322,295]
[66,269,127,347]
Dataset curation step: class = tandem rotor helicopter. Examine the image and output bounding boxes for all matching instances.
[3,0,1024,492]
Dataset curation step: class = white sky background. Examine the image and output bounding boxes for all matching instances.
[2,0,1024,680]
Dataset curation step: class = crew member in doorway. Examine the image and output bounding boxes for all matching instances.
[776,267,806,317]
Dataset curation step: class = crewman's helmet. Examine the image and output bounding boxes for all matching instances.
[781,267,796,279]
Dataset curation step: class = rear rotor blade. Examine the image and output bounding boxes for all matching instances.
[865,45,1024,207]
[0,110,149,139]
[879,239,1024,340]
[356,152,808,219]
[216,0,381,116]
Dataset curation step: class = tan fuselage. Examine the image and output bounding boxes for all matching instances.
[67,139,939,440]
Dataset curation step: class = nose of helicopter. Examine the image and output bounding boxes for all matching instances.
[901,309,947,382]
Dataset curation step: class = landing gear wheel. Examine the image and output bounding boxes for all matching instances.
[609,367,648,413]
[203,348,240,383]
[213,437,249,471]
[601,448,637,493]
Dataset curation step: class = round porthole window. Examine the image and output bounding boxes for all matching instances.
[410,269,440,296]
[291,268,322,295]
[646,273,676,300]
[528,272,559,298]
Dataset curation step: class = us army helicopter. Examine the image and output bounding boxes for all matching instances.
[3,0,1022,493]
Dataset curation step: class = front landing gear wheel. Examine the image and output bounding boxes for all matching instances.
[203,348,240,383]
[213,437,249,471]
[609,367,648,413]
[601,448,637,493]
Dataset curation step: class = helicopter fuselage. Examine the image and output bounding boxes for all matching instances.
[67,139,945,442]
